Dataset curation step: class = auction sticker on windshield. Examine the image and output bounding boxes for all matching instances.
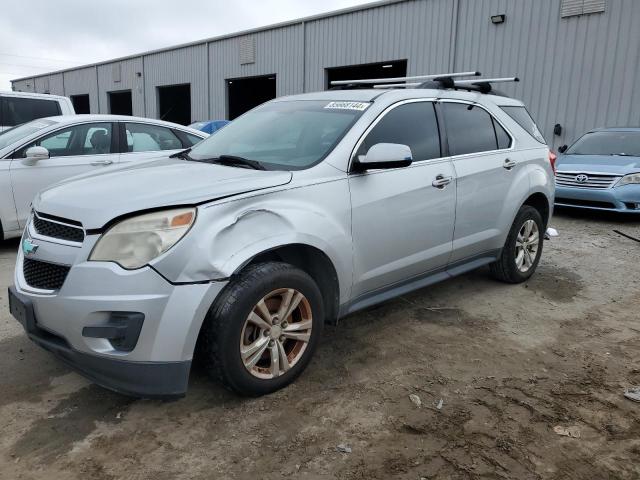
[324,101,370,111]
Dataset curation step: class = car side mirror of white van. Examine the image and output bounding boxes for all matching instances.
[354,143,413,171]
[24,146,50,164]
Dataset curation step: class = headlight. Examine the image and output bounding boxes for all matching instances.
[89,208,196,269]
[616,173,640,187]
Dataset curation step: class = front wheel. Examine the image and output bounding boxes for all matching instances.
[490,205,544,283]
[200,262,324,396]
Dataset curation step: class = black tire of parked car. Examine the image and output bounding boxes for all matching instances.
[199,261,324,396]
[490,205,544,284]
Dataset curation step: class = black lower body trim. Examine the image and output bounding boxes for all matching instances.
[9,286,190,399]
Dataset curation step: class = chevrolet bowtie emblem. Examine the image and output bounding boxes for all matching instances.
[22,238,39,256]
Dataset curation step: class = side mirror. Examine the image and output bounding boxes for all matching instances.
[24,146,50,162]
[354,143,413,171]
[558,145,568,154]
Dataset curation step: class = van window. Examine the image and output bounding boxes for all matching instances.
[356,102,441,161]
[1,97,61,127]
[442,103,501,156]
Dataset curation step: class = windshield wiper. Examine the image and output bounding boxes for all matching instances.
[210,155,266,170]
[170,148,192,160]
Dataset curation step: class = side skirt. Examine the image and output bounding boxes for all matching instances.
[339,250,500,318]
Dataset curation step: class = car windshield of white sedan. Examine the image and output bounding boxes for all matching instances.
[187,100,368,170]
[566,131,640,157]
[0,119,56,150]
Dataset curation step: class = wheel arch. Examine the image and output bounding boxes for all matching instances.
[236,243,341,325]
[522,191,551,227]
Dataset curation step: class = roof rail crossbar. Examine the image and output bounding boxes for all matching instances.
[454,77,520,85]
[330,71,480,86]
[372,82,422,89]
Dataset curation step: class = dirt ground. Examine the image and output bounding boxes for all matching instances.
[0,208,639,480]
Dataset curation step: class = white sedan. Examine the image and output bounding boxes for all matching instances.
[0,115,207,240]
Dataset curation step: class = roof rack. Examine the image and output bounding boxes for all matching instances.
[330,71,480,87]
[330,71,520,95]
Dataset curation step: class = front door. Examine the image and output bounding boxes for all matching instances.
[349,100,456,298]
[10,122,117,227]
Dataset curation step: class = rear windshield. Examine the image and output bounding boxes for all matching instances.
[1,96,61,127]
[188,100,369,170]
[566,131,640,157]
[0,119,56,150]
[501,106,545,144]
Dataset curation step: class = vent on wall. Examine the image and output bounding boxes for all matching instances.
[239,36,256,65]
[561,0,605,17]
[112,63,121,83]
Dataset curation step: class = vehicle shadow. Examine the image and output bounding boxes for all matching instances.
[553,205,640,225]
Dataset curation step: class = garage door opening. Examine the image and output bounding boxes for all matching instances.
[227,75,276,120]
[70,94,90,114]
[326,60,408,89]
[108,90,132,116]
[158,84,191,125]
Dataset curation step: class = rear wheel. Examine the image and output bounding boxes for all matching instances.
[200,262,324,396]
[490,205,544,283]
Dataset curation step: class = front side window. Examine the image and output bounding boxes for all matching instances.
[125,123,183,152]
[565,131,640,157]
[1,97,61,127]
[188,100,366,170]
[442,102,504,156]
[20,122,113,157]
[355,102,441,161]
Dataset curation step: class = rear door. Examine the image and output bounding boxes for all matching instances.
[9,122,117,227]
[349,100,456,298]
[119,122,191,163]
[440,101,515,263]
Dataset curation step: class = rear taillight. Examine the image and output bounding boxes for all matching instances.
[548,151,557,175]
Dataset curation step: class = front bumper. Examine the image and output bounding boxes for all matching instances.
[11,234,228,398]
[555,184,640,213]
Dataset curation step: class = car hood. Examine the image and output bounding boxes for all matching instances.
[33,158,292,229]
[556,154,640,175]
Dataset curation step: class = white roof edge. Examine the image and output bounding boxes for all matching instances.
[11,0,410,83]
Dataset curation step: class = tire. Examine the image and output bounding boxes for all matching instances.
[490,205,544,284]
[200,262,324,396]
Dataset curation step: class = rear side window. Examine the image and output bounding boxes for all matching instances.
[501,106,545,144]
[442,103,506,156]
[493,119,512,149]
[356,102,441,161]
[124,123,183,152]
[1,97,61,127]
[181,131,205,147]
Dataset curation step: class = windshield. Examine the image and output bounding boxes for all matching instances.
[188,100,368,170]
[0,119,56,150]
[566,131,640,157]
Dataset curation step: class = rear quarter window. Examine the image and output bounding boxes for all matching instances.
[501,106,545,144]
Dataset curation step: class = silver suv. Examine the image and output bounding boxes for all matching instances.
[8,73,555,397]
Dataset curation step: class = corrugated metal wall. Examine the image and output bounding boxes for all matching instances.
[97,57,145,116]
[304,0,454,91]
[10,0,640,144]
[454,0,640,147]
[62,67,99,113]
[208,24,304,119]
[11,79,35,92]
[143,45,209,121]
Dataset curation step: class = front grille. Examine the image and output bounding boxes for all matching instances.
[555,197,617,209]
[33,213,84,243]
[23,258,71,290]
[556,172,620,189]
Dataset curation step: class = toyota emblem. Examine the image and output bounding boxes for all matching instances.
[575,174,589,183]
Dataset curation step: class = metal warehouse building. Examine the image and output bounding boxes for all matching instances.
[11,0,640,148]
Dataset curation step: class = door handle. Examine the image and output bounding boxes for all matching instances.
[91,159,114,166]
[432,174,453,188]
[503,158,517,170]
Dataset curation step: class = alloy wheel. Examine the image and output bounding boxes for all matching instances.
[515,219,540,273]
[240,288,313,379]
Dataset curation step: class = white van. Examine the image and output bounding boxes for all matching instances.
[0,91,75,132]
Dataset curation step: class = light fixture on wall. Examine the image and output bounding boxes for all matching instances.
[490,14,506,24]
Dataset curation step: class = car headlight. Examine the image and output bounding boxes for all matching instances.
[89,208,196,269]
[616,173,640,187]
